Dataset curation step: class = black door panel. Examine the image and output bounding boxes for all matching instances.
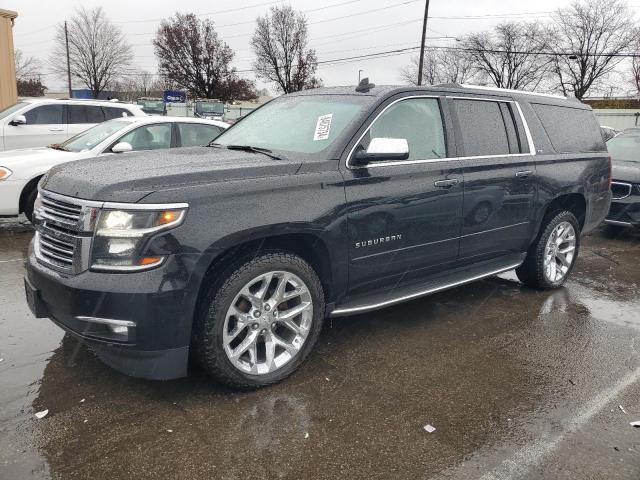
[342,95,463,295]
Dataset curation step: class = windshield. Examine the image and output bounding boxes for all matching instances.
[607,133,640,162]
[215,95,370,157]
[0,102,28,120]
[58,120,130,152]
[196,102,224,114]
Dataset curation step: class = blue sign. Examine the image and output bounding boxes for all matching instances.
[163,90,186,103]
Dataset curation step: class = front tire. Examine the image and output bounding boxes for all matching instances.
[194,251,325,389]
[516,211,580,289]
[23,187,38,223]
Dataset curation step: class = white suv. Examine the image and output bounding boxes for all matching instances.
[0,98,146,151]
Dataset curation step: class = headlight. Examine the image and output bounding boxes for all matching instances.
[0,167,12,180]
[91,207,186,271]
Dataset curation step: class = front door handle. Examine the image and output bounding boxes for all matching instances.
[515,170,534,178]
[434,178,460,188]
[49,128,64,132]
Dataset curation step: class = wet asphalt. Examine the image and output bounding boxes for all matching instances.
[0,217,639,480]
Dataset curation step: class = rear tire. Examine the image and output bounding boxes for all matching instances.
[193,251,325,389]
[23,187,38,223]
[516,210,580,289]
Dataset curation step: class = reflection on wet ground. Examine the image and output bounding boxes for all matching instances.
[1,218,639,479]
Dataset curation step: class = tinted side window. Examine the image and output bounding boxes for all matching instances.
[103,107,132,120]
[454,99,510,156]
[178,123,222,147]
[68,105,105,124]
[24,105,64,125]
[117,124,172,151]
[531,103,606,153]
[358,98,446,160]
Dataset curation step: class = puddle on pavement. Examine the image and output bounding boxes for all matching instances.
[1,224,639,479]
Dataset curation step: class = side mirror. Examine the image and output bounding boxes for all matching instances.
[9,114,26,126]
[352,137,409,166]
[111,142,133,153]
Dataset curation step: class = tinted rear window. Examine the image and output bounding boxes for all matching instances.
[453,99,511,156]
[531,103,605,153]
[104,107,132,120]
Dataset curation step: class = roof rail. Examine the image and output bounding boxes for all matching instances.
[455,84,566,100]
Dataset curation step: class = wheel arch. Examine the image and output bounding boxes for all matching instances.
[19,174,43,214]
[542,193,587,230]
[184,227,339,343]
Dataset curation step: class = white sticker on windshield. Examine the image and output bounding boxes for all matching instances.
[313,114,333,141]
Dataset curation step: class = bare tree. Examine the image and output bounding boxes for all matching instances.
[14,49,41,80]
[550,0,637,99]
[50,7,132,99]
[251,5,320,93]
[400,49,476,85]
[462,22,552,91]
[632,53,640,95]
[154,13,255,101]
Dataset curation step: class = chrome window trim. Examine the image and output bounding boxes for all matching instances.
[457,84,566,100]
[611,181,633,200]
[346,95,536,170]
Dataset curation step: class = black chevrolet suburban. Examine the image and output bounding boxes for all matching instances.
[24,82,612,388]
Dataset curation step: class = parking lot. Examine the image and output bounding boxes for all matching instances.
[0,217,638,479]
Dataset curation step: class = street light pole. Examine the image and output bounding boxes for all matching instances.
[417,0,431,86]
[64,21,72,98]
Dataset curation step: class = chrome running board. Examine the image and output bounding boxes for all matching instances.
[330,257,524,317]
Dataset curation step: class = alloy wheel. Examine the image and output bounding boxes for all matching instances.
[543,221,576,283]
[222,271,313,375]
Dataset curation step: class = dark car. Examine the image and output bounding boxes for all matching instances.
[24,81,612,388]
[605,129,640,228]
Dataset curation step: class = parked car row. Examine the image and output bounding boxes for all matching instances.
[22,81,613,389]
[0,116,228,220]
[605,128,640,228]
[0,98,146,151]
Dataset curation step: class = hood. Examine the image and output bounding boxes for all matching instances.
[41,146,303,203]
[0,147,86,167]
[612,159,640,184]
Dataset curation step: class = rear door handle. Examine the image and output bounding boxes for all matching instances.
[515,170,534,178]
[49,128,64,132]
[434,179,460,188]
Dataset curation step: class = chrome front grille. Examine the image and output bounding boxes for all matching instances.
[611,181,632,200]
[36,228,76,270]
[40,193,83,226]
[33,190,100,274]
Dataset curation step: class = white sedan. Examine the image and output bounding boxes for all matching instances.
[0,116,228,221]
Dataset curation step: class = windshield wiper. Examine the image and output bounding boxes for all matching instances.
[49,143,69,152]
[223,144,283,160]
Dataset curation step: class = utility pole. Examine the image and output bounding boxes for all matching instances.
[64,21,72,98]
[417,0,431,86]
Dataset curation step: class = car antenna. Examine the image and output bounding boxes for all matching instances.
[355,78,375,93]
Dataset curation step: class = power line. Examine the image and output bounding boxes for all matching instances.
[123,0,371,35]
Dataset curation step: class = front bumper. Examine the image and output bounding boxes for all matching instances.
[605,196,640,228]
[0,179,24,216]
[25,241,193,380]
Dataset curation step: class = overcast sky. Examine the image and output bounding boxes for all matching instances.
[6,0,636,94]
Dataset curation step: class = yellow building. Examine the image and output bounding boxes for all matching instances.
[0,9,18,111]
